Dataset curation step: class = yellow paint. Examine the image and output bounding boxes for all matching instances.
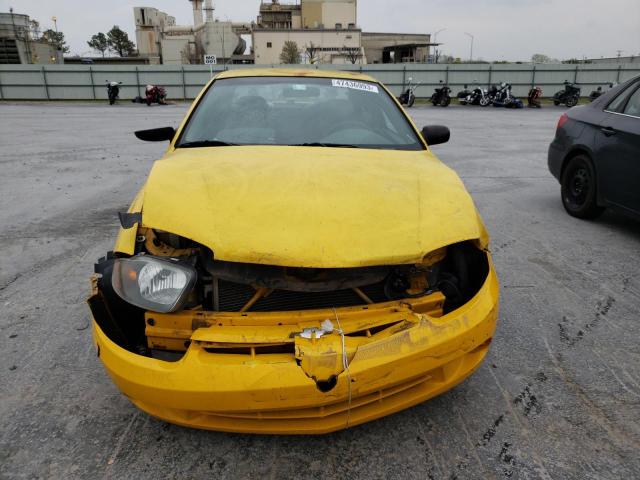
[93,260,499,435]
[97,69,499,434]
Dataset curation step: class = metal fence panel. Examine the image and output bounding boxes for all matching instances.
[0,63,638,101]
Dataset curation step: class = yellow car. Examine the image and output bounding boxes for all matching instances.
[88,69,499,435]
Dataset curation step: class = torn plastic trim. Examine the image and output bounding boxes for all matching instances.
[118,211,142,229]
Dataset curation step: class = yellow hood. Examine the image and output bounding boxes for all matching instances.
[140,146,487,268]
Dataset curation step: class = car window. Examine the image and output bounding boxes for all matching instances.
[177,77,424,151]
[605,81,639,113]
[623,86,640,117]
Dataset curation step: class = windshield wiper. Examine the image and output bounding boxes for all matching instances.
[291,142,361,148]
[178,140,237,148]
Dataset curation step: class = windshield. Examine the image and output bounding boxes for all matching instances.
[177,77,424,151]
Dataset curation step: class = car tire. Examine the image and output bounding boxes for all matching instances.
[561,155,604,219]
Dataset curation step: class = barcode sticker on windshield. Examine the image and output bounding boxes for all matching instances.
[332,79,379,93]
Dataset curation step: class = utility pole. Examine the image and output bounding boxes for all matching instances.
[433,28,445,64]
[464,32,474,62]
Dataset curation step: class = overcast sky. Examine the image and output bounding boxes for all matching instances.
[2,0,639,61]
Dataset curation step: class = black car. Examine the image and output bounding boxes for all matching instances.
[548,75,640,219]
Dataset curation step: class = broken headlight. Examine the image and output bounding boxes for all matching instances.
[111,256,197,313]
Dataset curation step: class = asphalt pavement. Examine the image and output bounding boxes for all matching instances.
[1,102,639,480]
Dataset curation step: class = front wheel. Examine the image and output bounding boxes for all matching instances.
[479,97,490,107]
[407,94,416,108]
[566,96,579,108]
[440,96,451,107]
[561,155,604,219]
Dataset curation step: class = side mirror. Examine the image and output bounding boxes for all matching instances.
[421,125,450,146]
[134,127,176,142]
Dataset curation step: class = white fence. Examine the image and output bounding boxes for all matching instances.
[0,63,639,101]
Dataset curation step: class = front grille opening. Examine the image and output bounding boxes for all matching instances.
[215,279,388,313]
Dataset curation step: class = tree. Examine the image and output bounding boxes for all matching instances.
[305,42,320,64]
[41,29,70,53]
[279,41,301,64]
[531,53,551,64]
[342,46,361,65]
[107,26,136,57]
[88,33,108,57]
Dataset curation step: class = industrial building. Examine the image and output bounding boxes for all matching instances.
[135,0,433,65]
[134,1,251,65]
[0,10,60,64]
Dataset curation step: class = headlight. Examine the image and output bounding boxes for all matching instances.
[111,256,197,313]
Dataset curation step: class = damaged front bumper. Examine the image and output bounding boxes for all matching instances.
[91,260,499,435]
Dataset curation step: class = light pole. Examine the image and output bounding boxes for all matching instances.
[464,32,474,62]
[433,28,445,63]
[52,16,58,33]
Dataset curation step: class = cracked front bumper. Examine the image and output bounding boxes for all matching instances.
[93,262,499,435]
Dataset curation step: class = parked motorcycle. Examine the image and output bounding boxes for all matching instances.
[553,81,581,107]
[430,80,452,107]
[460,84,492,106]
[398,77,420,107]
[106,81,122,105]
[457,84,472,102]
[145,84,167,106]
[491,82,523,108]
[528,86,543,108]
[588,84,613,102]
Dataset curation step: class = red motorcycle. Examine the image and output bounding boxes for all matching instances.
[145,85,167,106]
[528,86,542,108]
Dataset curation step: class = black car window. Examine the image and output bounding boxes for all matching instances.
[622,86,640,117]
[605,81,639,113]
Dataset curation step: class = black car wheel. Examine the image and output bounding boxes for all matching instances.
[561,155,604,219]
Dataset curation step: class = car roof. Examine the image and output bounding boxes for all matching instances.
[215,68,378,83]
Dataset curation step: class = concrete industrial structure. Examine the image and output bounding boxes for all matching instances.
[0,10,60,64]
[134,0,432,65]
[252,0,363,65]
[134,0,251,64]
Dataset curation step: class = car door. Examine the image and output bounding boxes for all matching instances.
[595,80,640,213]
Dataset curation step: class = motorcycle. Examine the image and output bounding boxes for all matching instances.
[398,77,420,107]
[430,80,452,107]
[461,85,492,106]
[457,84,472,102]
[106,81,122,105]
[528,86,543,108]
[145,84,168,106]
[492,82,523,108]
[588,85,612,102]
[553,81,581,107]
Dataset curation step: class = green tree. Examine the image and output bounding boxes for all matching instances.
[41,29,70,53]
[107,26,136,57]
[279,40,301,64]
[88,32,108,57]
[531,53,550,64]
